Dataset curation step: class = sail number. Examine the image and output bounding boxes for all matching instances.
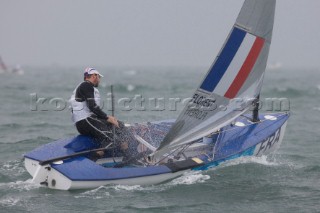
[183,93,217,120]
[191,94,216,109]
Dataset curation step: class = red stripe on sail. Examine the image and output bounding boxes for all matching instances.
[224,37,265,99]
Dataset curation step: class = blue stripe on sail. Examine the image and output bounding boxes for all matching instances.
[200,27,247,92]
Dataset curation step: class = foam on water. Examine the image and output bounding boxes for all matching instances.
[0,179,41,191]
[169,171,210,186]
[126,84,135,91]
[1,160,23,172]
[113,184,143,191]
[211,155,281,171]
[108,183,164,193]
[75,186,111,199]
[0,160,26,179]
[110,171,211,190]
[0,197,20,207]
[74,171,211,198]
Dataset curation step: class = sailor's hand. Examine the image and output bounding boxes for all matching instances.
[107,116,119,128]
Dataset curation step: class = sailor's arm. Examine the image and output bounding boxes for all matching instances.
[81,85,107,118]
[80,83,119,127]
[107,116,119,127]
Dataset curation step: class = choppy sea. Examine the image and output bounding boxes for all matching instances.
[0,66,319,212]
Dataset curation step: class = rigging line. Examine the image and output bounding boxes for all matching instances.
[88,116,114,133]
[84,117,114,160]
[154,141,198,165]
[89,116,109,124]
[111,85,117,164]
[85,117,112,141]
[146,124,155,145]
[175,141,197,160]
[154,146,184,165]
[212,129,221,159]
[87,117,112,133]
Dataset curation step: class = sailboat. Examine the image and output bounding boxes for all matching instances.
[0,56,24,75]
[24,0,289,190]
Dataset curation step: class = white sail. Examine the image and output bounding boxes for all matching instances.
[153,0,276,159]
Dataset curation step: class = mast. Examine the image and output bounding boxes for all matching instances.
[252,94,260,122]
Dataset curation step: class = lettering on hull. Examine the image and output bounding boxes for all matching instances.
[256,128,281,156]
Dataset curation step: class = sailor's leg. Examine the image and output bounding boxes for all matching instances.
[79,117,114,160]
[85,116,113,147]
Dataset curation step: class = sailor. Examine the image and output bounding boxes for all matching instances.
[69,67,132,160]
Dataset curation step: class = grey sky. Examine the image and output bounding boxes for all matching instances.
[1,0,319,69]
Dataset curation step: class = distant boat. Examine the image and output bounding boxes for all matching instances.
[267,62,283,70]
[11,64,24,75]
[0,56,8,73]
[0,56,24,75]
[24,0,289,190]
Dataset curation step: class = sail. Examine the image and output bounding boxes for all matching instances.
[153,0,276,159]
[0,56,8,71]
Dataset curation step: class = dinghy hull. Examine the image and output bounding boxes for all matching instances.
[24,113,289,190]
[25,157,185,190]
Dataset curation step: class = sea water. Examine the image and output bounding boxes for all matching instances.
[0,66,319,212]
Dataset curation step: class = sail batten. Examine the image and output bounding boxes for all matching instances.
[153,0,276,159]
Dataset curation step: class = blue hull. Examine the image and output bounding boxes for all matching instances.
[24,113,289,189]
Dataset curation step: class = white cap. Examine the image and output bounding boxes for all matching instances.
[84,67,104,77]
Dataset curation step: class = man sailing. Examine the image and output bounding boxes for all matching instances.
[69,67,132,161]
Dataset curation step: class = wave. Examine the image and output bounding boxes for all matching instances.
[216,155,281,169]
[0,122,65,132]
[74,186,111,199]
[0,160,29,185]
[0,179,41,192]
[0,161,39,192]
[4,85,27,90]
[169,171,210,186]
[0,136,53,145]
[284,153,308,161]
[0,160,24,174]
[263,86,320,98]
[122,70,137,76]
[0,197,20,207]
[263,88,305,98]
[31,123,65,128]
[0,123,22,129]
[303,165,320,173]
[114,84,156,93]
[73,170,211,200]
